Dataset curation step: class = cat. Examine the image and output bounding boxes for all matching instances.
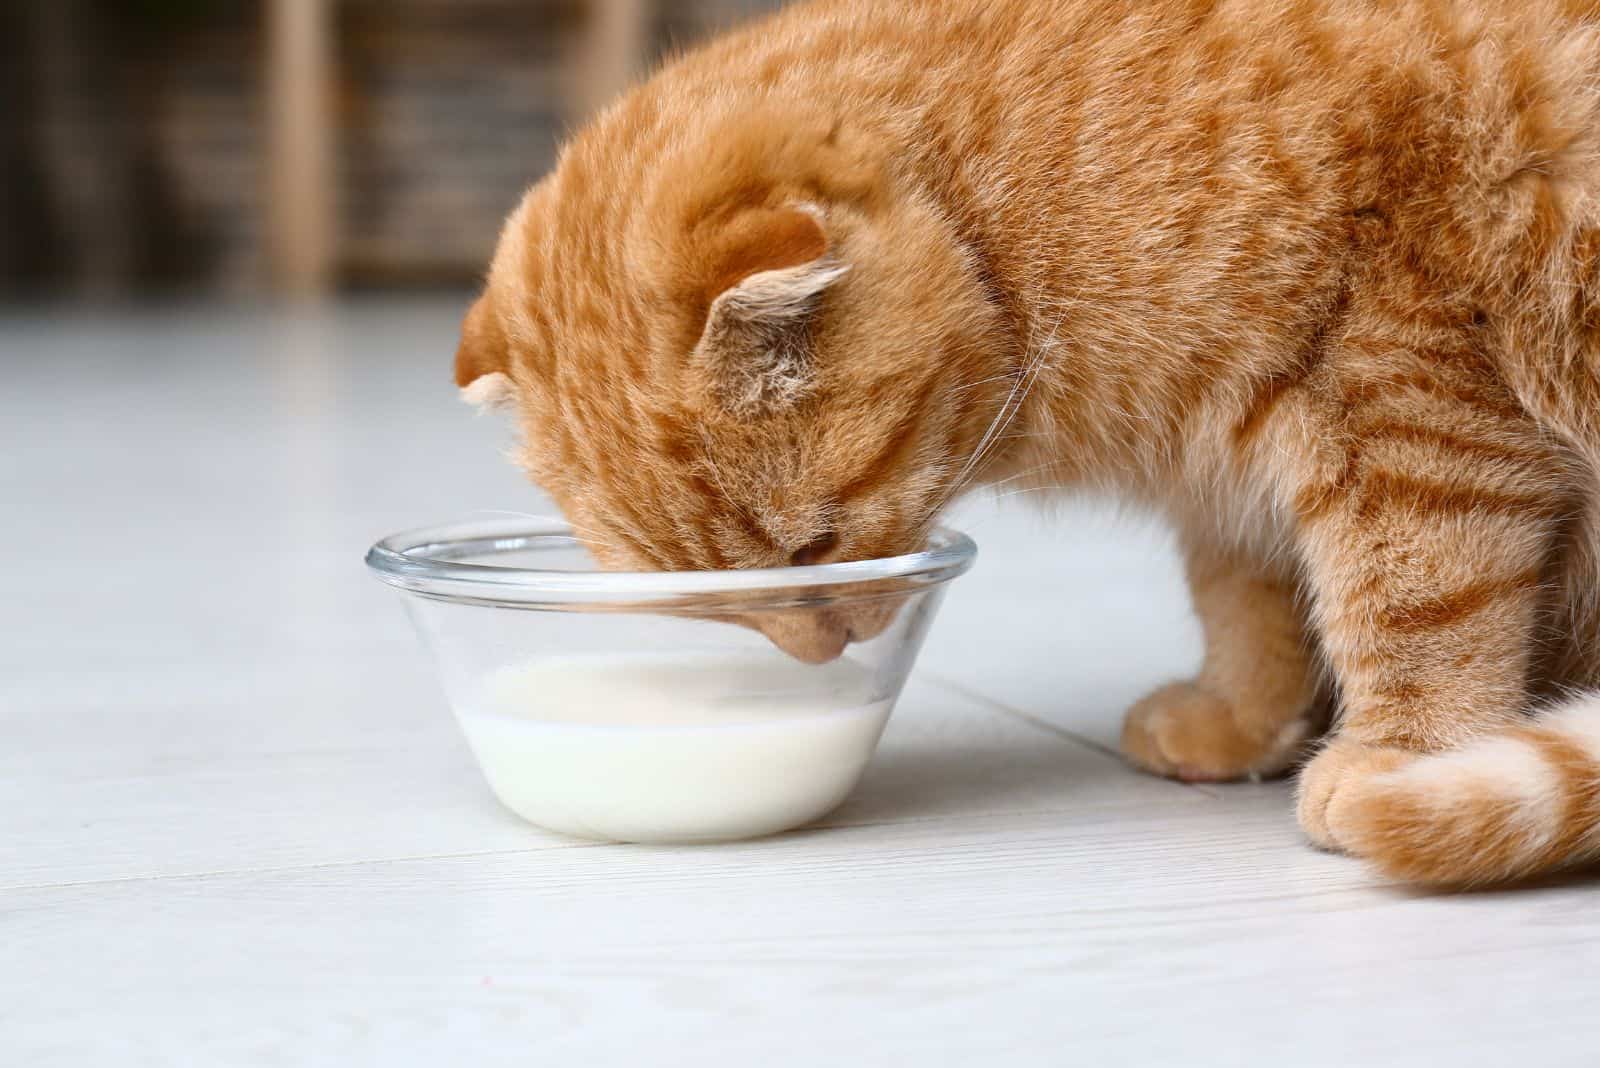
[453,0,1600,886]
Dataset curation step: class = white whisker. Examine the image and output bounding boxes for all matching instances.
[930,315,1062,517]
[986,483,1070,505]
[903,317,1064,546]
[986,459,1072,490]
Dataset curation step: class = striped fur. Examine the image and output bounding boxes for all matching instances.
[1321,697,1600,885]
[455,0,1600,884]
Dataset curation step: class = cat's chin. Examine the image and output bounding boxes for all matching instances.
[752,610,852,665]
[747,598,902,664]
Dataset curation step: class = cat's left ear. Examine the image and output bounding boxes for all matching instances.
[690,207,847,417]
[454,295,515,410]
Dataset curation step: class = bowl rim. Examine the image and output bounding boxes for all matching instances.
[364,517,977,607]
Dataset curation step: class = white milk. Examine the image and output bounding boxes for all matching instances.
[456,652,892,843]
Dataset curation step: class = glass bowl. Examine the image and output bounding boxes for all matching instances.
[365,517,977,843]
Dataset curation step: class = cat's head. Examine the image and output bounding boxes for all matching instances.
[455,100,1014,659]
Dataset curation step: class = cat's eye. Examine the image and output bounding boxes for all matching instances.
[790,532,839,567]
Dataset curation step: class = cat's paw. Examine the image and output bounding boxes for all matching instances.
[1295,737,1413,853]
[1121,680,1311,783]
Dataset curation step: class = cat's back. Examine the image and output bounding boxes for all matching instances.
[650,0,1600,213]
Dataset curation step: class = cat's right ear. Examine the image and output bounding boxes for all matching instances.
[688,207,847,418]
[454,295,515,410]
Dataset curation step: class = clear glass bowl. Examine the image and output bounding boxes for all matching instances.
[365,518,977,843]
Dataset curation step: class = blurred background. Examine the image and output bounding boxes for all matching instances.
[0,0,784,303]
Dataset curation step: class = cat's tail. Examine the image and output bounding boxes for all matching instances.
[1328,693,1600,886]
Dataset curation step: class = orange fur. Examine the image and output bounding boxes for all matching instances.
[457,0,1600,886]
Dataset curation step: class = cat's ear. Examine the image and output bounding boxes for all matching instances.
[454,295,515,410]
[691,207,847,417]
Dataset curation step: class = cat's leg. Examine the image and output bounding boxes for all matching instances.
[1282,339,1566,853]
[1121,537,1326,782]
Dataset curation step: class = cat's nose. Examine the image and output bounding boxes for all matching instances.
[788,532,840,567]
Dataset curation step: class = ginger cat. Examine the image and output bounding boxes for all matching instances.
[454,0,1600,886]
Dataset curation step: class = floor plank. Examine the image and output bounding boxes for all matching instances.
[6,798,1596,1066]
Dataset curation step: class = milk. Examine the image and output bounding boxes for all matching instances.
[456,652,892,842]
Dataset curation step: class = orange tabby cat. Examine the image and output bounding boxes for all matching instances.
[454,0,1600,886]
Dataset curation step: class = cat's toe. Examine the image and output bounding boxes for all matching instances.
[1121,681,1306,784]
[1295,738,1413,854]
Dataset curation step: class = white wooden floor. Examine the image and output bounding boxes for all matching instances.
[5,300,1597,1066]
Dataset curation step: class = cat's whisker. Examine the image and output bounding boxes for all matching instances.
[944,369,1029,397]
[908,400,1037,542]
[907,317,1065,546]
[985,483,1070,505]
[985,460,1072,489]
[943,341,1046,497]
[940,315,1060,503]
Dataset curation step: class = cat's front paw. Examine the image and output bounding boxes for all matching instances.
[1121,680,1311,783]
[1295,737,1413,853]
